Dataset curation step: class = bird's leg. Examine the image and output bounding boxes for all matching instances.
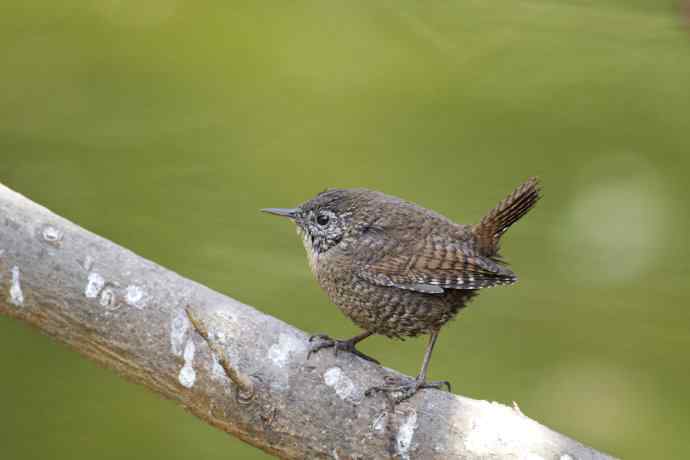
[365,331,450,402]
[307,330,379,364]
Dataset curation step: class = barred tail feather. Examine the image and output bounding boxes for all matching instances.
[474,177,541,256]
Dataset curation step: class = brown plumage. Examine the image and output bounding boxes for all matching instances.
[262,177,541,401]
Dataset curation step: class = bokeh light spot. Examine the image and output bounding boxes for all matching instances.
[555,155,670,284]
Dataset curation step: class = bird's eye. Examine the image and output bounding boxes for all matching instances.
[316,213,330,226]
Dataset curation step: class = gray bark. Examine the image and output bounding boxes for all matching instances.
[0,183,615,460]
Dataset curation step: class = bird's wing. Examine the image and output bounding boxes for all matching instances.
[355,231,517,294]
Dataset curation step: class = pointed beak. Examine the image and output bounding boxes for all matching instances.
[260,207,299,219]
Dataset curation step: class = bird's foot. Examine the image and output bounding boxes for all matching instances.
[307,334,380,364]
[365,375,451,403]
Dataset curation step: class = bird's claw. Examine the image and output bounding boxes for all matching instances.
[307,334,380,364]
[365,376,451,403]
[306,334,335,360]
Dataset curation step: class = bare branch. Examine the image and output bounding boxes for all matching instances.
[0,184,615,459]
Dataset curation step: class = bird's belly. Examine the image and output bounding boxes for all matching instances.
[322,274,476,338]
[311,244,477,338]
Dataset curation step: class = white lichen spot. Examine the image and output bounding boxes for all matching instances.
[0,249,5,258]
[170,310,190,356]
[178,338,196,388]
[85,272,105,298]
[324,367,357,401]
[41,225,63,244]
[183,338,196,362]
[178,363,196,388]
[9,266,24,306]
[267,333,306,390]
[125,285,148,309]
[371,412,388,433]
[213,330,227,345]
[396,410,418,460]
[99,287,118,310]
[560,454,575,460]
[268,333,305,368]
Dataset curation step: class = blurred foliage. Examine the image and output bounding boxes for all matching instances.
[1,1,689,459]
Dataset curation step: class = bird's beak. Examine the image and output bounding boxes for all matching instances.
[260,207,299,219]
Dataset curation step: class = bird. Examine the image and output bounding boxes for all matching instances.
[262,177,541,401]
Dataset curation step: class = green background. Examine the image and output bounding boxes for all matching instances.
[1,1,689,458]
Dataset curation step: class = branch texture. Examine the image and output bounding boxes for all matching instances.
[0,184,615,459]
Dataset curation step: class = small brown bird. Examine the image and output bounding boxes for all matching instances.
[262,178,540,401]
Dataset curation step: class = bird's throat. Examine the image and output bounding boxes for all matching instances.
[297,226,320,278]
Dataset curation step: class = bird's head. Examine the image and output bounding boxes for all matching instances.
[262,188,382,258]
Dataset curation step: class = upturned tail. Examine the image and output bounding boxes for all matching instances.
[473,177,541,256]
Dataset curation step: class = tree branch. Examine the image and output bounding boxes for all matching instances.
[0,183,615,460]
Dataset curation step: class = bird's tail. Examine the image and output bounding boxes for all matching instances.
[473,177,541,256]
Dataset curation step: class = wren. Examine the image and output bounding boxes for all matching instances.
[262,177,541,401]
